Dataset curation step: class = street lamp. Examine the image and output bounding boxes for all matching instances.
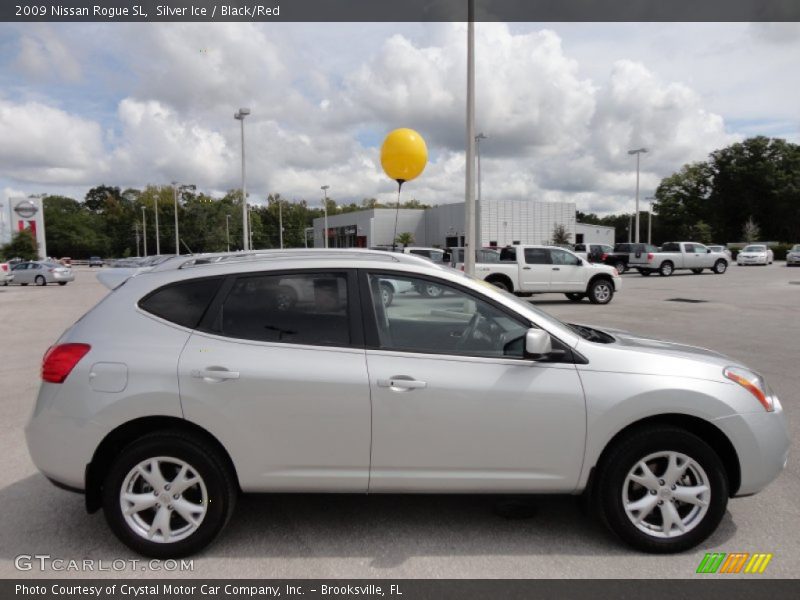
[628,148,648,243]
[475,132,487,249]
[234,107,251,250]
[141,206,147,256]
[154,191,160,255]
[321,185,330,248]
[645,196,656,245]
[225,214,231,252]
[172,182,196,255]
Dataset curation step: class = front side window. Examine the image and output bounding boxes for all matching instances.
[550,249,581,266]
[367,273,529,358]
[213,272,350,346]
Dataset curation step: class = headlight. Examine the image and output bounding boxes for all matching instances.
[723,366,775,412]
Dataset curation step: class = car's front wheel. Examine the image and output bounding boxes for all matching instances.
[713,260,727,274]
[587,279,614,304]
[102,431,237,558]
[595,426,728,553]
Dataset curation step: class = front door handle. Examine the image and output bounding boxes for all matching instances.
[191,368,240,382]
[552,267,560,271]
[522,266,531,270]
[377,377,427,391]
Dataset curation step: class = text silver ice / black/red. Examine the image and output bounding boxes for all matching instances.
[25,249,789,557]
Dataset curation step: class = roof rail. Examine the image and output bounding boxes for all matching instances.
[143,248,435,271]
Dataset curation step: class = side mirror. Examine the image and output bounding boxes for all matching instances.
[707,248,711,253]
[525,328,552,359]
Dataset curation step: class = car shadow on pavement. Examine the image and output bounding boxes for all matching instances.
[1,475,737,567]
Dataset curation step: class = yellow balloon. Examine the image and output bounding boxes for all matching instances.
[380,128,428,183]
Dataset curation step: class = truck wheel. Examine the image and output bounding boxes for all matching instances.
[614,261,627,274]
[638,270,652,277]
[595,426,728,553]
[588,279,614,304]
[487,279,510,292]
[102,431,237,558]
[565,293,585,302]
[380,282,394,307]
[691,269,703,274]
[659,262,674,277]
[713,260,727,274]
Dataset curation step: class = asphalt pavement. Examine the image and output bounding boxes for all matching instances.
[1,262,798,578]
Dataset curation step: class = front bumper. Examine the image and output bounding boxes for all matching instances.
[713,405,790,496]
[738,256,768,265]
[787,255,800,265]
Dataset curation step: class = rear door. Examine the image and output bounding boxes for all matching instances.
[520,247,552,290]
[178,269,372,492]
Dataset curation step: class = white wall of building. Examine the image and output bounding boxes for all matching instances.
[576,222,616,245]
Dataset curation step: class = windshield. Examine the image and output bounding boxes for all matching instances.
[792,245,800,252]
[743,245,766,252]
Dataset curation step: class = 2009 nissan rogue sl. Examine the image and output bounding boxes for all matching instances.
[26,249,789,557]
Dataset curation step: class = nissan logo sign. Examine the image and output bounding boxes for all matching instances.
[14,200,38,219]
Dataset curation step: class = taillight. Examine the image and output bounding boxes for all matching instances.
[1,264,7,272]
[42,343,91,383]
[647,252,654,262]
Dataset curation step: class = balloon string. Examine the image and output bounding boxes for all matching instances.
[392,180,404,251]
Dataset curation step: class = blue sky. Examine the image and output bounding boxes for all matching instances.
[0,22,797,215]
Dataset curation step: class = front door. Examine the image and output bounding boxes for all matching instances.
[361,271,586,493]
[178,270,371,492]
[547,248,586,292]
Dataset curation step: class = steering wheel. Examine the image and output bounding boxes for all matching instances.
[457,311,499,350]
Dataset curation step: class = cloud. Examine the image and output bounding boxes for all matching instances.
[13,25,82,83]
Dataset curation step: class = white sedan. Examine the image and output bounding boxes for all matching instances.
[737,245,773,266]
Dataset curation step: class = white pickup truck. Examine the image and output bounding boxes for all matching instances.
[475,245,622,304]
[637,242,729,276]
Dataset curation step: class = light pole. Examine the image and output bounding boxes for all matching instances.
[321,185,330,248]
[141,206,147,256]
[628,148,648,243]
[225,214,231,252]
[645,196,656,245]
[154,191,160,255]
[170,182,195,255]
[234,107,251,250]
[278,200,284,249]
[464,0,477,276]
[475,132,487,249]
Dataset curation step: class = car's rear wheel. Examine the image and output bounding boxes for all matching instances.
[102,431,236,558]
[595,426,728,553]
[35,275,46,286]
[380,282,394,307]
[487,278,510,292]
[659,262,674,277]
[565,293,585,302]
[713,260,727,274]
[614,261,627,274]
[588,279,614,304]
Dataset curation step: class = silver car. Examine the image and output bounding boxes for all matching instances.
[11,261,75,286]
[737,245,774,266]
[786,244,800,266]
[26,250,789,557]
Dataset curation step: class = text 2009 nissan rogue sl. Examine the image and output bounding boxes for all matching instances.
[26,250,789,557]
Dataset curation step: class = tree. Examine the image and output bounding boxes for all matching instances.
[742,217,761,242]
[43,195,109,258]
[551,223,571,245]
[1,229,38,260]
[395,232,415,247]
[688,220,713,244]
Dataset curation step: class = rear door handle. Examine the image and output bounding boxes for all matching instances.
[552,267,560,271]
[191,368,240,381]
[522,266,531,270]
[377,377,427,391]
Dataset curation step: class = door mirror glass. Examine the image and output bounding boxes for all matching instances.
[525,328,552,359]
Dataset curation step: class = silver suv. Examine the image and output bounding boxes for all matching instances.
[26,250,789,557]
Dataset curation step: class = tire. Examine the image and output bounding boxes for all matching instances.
[587,278,614,304]
[35,275,46,286]
[614,261,627,274]
[595,426,728,553]
[638,270,652,277]
[417,283,445,298]
[713,260,727,275]
[659,262,674,277]
[691,268,703,274]
[565,293,585,302]
[487,279,510,292]
[102,430,237,558]
[58,282,67,286]
[380,282,394,307]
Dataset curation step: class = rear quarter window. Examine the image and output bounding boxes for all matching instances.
[139,277,223,329]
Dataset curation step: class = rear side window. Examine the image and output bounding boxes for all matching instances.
[211,272,350,347]
[524,248,551,264]
[661,242,680,252]
[139,277,223,329]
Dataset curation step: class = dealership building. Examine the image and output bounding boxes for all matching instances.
[312,199,613,249]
